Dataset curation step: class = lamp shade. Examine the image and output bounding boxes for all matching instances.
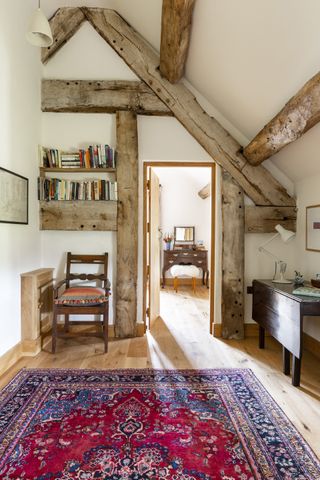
[275,224,295,243]
[26,8,53,47]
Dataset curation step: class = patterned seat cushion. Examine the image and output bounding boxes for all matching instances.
[54,287,109,306]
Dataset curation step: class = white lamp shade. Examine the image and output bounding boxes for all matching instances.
[26,8,53,47]
[275,224,295,243]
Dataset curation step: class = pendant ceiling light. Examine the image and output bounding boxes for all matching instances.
[26,0,53,47]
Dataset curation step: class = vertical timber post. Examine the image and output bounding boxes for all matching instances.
[221,170,245,339]
[115,111,138,337]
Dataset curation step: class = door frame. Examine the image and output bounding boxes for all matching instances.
[142,161,216,333]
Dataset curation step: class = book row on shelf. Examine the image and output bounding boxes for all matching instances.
[38,178,118,201]
[39,144,116,169]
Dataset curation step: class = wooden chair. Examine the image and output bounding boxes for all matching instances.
[52,252,110,353]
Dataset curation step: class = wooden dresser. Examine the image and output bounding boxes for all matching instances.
[162,249,208,287]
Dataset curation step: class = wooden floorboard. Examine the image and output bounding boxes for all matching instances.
[1,285,319,457]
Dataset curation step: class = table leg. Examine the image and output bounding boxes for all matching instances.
[202,269,205,285]
[206,270,209,289]
[292,356,301,387]
[282,347,290,375]
[259,326,265,349]
[162,268,165,288]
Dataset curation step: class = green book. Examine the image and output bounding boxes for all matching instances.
[292,286,320,297]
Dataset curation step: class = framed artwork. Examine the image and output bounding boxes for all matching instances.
[0,167,28,224]
[306,204,320,251]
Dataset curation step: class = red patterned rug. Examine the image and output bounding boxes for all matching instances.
[0,369,319,479]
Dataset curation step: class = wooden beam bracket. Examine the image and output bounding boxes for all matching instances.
[42,79,171,116]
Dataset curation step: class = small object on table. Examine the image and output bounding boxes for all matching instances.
[293,286,320,297]
[311,278,320,288]
[294,270,304,285]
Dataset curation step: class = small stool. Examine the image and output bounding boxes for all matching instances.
[170,265,201,294]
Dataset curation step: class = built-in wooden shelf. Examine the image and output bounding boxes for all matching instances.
[39,200,118,231]
[39,167,116,174]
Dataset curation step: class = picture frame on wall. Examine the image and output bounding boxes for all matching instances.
[306,204,320,252]
[0,167,28,224]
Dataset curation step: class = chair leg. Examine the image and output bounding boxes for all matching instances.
[64,314,69,333]
[103,305,109,353]
[192,277,196,294]
[52,311,58,354]
[174,277,178,292]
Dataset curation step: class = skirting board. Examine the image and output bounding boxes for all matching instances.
[0,343,22,378]
[213,323,269,338]
[213,323,320,359]
[0,323,145,378]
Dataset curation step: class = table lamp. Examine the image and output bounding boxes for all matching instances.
[258,224,295,284]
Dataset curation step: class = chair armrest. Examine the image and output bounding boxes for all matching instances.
[53,279,67,298]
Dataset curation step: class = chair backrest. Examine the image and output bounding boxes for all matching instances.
[65,252,108,289]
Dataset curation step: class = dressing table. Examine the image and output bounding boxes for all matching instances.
[162,226,209,287]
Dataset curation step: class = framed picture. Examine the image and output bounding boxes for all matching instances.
[0,167,28,224]
[306,204,320,251]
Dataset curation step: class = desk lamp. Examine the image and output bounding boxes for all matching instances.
[258,224,295,284]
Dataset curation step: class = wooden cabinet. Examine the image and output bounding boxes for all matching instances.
[162,249,209,287]
[251,279,320,386]
[39,167,117,231]
[21,268,54,355]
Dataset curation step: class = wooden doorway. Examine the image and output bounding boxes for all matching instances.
[143,162,216,333]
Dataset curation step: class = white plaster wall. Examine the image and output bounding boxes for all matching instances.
[40,22,140,325]
[294,174,320,341]
[40,113,117,323]
[153,167,211,278]
[0,0,42,355]
[40,20,297,330]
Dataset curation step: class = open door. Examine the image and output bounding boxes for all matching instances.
[146,168,161,328]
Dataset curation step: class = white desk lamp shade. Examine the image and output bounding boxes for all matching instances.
[26,8,53,47]
[275,224,295,243]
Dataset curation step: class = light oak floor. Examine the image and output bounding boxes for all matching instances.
[1,285,320,457]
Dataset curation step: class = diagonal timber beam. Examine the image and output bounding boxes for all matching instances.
[160,0,196,83]
[80,8,294,207]
[41,79,172,116]
[41,8,86,64]
[243,71,320,165]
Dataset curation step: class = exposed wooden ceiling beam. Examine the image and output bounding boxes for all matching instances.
[160,0,196,83]
[81,8,294,206]
[41,8,295,207]
[243,71,320,165]
[198,183,210,199]
[41,79,172,116]
[41,8,86,64]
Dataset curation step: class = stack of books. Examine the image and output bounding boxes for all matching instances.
[38,178,118,201]
[40,145,116,169]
